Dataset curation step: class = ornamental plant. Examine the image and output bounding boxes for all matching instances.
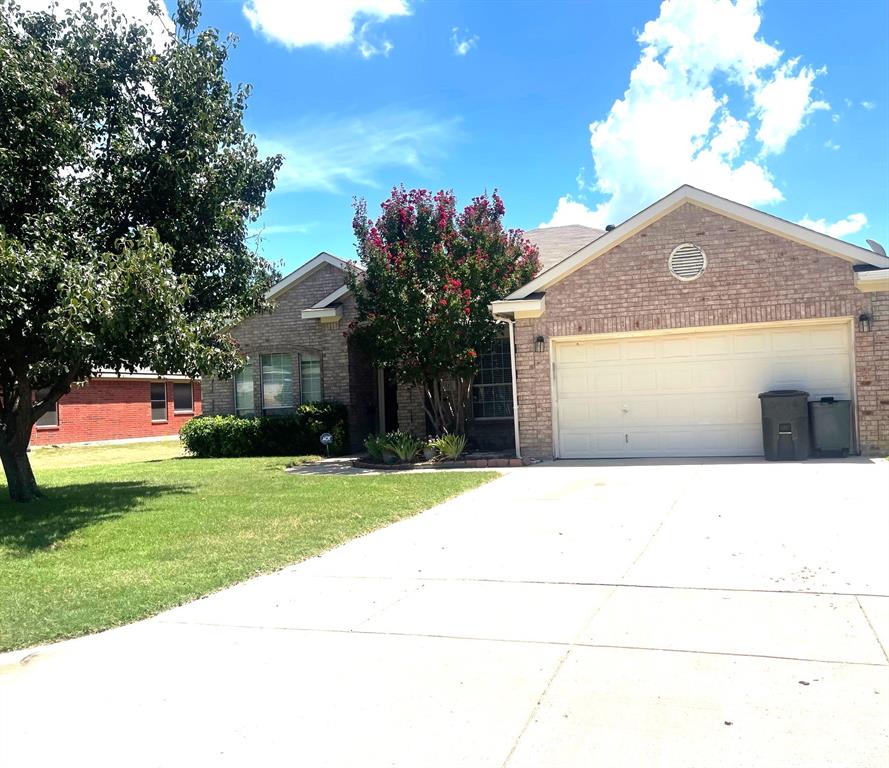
[347,188,539,435]
[0,1,280,500]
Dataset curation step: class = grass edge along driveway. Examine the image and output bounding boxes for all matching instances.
[0,445,497,651]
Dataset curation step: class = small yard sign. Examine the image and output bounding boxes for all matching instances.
[320,432,333,457]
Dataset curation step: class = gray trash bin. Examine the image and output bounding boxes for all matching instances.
[809,397,851,457]
[758,390,810,461]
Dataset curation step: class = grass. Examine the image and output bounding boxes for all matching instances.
[0,443,497,651]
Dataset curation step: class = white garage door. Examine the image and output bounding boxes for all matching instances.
[554,322,853,458]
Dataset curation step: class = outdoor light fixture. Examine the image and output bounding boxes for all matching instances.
[858,312,872,333]
[535,335,546,353]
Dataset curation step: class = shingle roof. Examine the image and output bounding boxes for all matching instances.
[522,224,605,272]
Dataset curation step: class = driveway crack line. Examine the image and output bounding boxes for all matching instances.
[855,595,889,663]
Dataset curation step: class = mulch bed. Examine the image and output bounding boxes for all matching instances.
[353,455,534,470]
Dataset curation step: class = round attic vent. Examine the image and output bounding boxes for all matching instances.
[668,243,707,281]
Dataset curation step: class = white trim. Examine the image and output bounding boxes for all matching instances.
[93,371,195,382]
[300,306,343,322]
[309,284,351,309]
[266,252,358,300]
[506,185,889,300]
[855,270,889,292]
[489,297,545,318]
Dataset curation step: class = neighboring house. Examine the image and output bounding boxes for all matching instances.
[204,185,889,459]
[30,371,201,446]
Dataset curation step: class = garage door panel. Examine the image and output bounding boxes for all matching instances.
[553,322,852,458]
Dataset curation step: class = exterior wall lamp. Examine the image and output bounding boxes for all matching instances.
[858,312,872,333]
[535,335,546,353]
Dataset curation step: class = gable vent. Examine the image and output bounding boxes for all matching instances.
[668,243,707,281]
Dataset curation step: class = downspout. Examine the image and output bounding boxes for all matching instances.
[493,312,521,459]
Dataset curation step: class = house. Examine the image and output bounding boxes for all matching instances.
[203,185,889,459]
[30,372,201,447]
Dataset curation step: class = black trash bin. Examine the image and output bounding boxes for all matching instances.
[758,390,810,460]
[809,397,852,457]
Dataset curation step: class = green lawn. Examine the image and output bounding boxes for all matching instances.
[0,444,496,651]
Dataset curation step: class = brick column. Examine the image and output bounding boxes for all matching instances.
[397,384,426,437]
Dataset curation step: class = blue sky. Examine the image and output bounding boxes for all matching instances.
[31,0,889,273]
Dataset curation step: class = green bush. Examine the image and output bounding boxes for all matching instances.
[180,402,349,458]
[364,433,387,462]
[381,430,423,462]
[432,432,466,460]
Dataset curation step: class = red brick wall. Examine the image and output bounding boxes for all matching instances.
[30,378,201,446]
[513,203,888,458]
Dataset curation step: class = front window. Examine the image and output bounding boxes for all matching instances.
[150,383,167,422]
[234,359,255,416]
[261,353,293,412]
[35,388,59,428]
[300,353,322,403]
[472,336,514,419]
[173,383,194,414]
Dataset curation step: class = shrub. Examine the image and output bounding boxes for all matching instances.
[381,430,423,462]
[364,433,387,462]
[432,433,466,460]
[180,402,349,458]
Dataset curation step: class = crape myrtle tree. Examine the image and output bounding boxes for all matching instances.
[347,187,539,436]
[0,0,281,501]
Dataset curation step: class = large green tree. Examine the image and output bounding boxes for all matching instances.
[0,0,281,501]
[348,187,539,436]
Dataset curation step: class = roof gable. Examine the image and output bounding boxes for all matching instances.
[523,224,605,272]
[506,186,889,300]
[266,252,358,301]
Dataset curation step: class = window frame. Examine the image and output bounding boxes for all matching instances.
[260,352,294,414]
[299,352,322,404]
[34,388,60,430]
[150,382,168,423]
[172,382,194,415]
[234,358,255,417]
[471,336,514,421]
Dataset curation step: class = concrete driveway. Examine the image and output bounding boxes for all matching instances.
[2,459,888,766]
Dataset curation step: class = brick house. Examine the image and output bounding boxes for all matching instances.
[204,185,889,458]
[31,372,201,446]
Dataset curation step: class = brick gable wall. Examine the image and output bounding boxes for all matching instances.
[30,379,201,446]
[202,262,376,449]
[513,203,888,457]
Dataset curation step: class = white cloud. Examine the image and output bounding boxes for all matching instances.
[540,196,605,229]
[247,223,315,237]
[824,139,840,151]
[17,0,173,46]
[259,110,459,193]
[450,27,478,56]
[797,212,868,239]
[242,0,409,56]
[753,59,828,153]
[542,0,831,229]
[861,100,876,110]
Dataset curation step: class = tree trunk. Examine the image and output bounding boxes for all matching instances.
[0,444,41,503]
[423,373,474,436]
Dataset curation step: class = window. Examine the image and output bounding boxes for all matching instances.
[234,359,255,417]
[261,353,293,412]
[35,389,59,428]
[150,383,167,422]
[300,353,322,403]
[472,336,514,419]
[173,383,194,414]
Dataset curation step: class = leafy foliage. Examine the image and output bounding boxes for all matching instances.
[431,433,467,460]
[363,433,388,462]
[347,187,538,435]
[179,403,349,458]
[380,431,424,462]
[0,0,280,499]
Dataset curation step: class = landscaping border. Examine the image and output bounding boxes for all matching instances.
[353,457,533,470]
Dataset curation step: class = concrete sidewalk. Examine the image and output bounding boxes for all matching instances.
[2,459,887,766]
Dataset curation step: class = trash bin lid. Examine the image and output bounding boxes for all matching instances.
[758,389,809,398]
